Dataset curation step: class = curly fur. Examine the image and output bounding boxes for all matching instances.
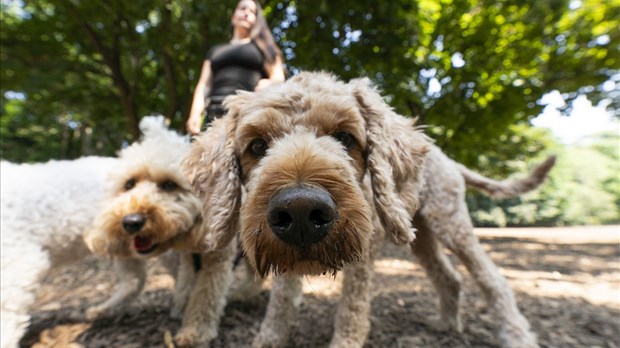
[182,106,243,252]
[84,116,235,347]
[84,116,201,257]
[183,72,429,277]
[183,72,553,348]
[1,156,116,348]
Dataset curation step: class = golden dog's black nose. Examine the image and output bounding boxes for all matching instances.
[122,213,146,234]
[267,186,338,247]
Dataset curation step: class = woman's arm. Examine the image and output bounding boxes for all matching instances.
[186,60,213,135]
[255,55,285,91]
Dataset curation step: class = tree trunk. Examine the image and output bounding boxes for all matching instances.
[68,3,140,140]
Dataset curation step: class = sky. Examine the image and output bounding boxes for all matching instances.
[531,91,619,145]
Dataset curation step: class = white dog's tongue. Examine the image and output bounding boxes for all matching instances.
[134,236,153,251]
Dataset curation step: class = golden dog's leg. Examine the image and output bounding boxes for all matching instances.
[329,260,372,348]
[252,274,303,348]
[174,242,235,348]
[170,251,197,319]
[411,224,463,332]
[430,208,538,348]
[330,219,384,348]
[227,257,265,303]
[450,232,538,348]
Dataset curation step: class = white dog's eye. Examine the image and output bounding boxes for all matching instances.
[333,132,356,151]
[124,178,136,190]
[249,138,268,158]
[159,180,178,192]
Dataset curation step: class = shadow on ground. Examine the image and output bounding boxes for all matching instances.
[21,228,620,348]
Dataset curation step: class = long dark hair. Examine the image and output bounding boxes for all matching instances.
[235,0,283,70]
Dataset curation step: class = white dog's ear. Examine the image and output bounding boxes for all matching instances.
[349,77,430,245]
[181,96,247,251]
[83,224,108,255]
[83,221,131,257]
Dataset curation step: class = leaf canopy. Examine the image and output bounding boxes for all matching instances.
[1,0,618,170]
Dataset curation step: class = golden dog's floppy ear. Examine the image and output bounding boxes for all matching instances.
[349,77,430,245]
[181,94,249,251]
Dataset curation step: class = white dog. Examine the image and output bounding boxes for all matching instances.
[1,155,116,348]
[0,117,209,348]
[84,116,235,347]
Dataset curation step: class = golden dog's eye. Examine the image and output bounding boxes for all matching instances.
[333,132,356,151]
[249,138,268,158]
[159,180,178,192]
[124,178,136,190]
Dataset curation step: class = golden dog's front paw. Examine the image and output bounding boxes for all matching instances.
[328,335,365,348]
[174,326,214,348]
[174,327,198,347]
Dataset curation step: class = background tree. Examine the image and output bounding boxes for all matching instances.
[468,129,620,227]
[280,0,618,170]
[2,0,240,156]
[2,1,618,227]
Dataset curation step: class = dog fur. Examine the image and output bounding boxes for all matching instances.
[1,156,116,348]
[84,116,235,347]
[183,72,554,348]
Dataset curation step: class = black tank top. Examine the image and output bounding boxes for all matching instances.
[207,40,267,99]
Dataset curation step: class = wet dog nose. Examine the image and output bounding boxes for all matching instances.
[267,186,337,247]
[122,213,146,234]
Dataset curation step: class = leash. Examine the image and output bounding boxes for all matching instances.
[191,253,202,272]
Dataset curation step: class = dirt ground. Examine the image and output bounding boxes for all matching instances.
[20,225,620,348]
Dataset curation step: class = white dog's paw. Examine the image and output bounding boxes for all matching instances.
[500,323,539,348]
[85,305,109,320]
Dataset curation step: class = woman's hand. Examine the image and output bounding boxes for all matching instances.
[186,115,202,135]
[255,78,274,91]
[187,60,212,135]
[255,56,286,91]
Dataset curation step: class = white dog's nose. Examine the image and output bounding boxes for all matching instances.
[122,213,146,234]
[267,186,338,248]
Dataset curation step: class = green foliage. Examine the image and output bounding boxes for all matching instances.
[280,0,619,169]
[468,131,620,227]
[1,0,241,159]
[2,0,618,163]
[1,0,618,227]
[1,97,63,161]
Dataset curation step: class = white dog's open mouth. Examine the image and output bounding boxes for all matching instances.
[133,236,158,254]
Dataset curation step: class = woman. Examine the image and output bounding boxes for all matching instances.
[186,0,285,134]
